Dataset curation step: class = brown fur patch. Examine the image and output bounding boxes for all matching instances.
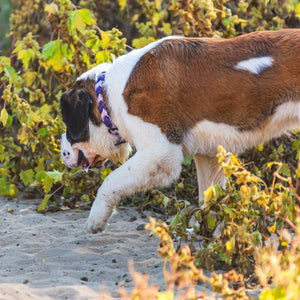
[123,29,300,144]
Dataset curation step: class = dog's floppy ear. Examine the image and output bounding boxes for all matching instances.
[60,88,93,140]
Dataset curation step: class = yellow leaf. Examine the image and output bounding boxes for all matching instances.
[132,37,156,49]
[226,240,232,251]
[268,223,276,233]
[43,39,67,72]
[0,108,8,127]
[256,143,264,151]
[96,50,109,64]
[118,0,127,10]
[294,3,300,19]
[101,30,110,49]
[153,12,161,26]
[82,53,90,65]
[17,49,34,69]
[267,162,275,169]
[239,18,248,29]
[68,9,95,34]
[23,71,37,86]
[204,185,215,204]
[163,22,172,35]
[45,3,58,15]
[155,0,162,11]
[157,291,174,300]
[0,56,11,73]
[230,154,242,167]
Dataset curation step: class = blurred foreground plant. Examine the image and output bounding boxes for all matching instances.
[166,145,299,278]
[255,209,300,300]
[117,217,251,299]
[101,214,300,299]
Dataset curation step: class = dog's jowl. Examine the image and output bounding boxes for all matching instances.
[60,29,300,233]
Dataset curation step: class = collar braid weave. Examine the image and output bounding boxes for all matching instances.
[95,72,125,146]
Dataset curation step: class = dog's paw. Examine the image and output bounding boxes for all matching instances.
[84,201,114,234]
[84,217,107,234]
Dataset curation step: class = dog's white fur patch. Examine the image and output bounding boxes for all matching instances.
[233,56,274,74]
[60,133,79,168]
[184,101,300,156]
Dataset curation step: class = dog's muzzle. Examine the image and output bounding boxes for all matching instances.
[60,133,81,169]
[60,133,105,172]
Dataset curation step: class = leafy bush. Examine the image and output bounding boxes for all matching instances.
[0,0,126,208]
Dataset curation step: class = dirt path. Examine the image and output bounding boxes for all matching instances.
[0,196,167,299]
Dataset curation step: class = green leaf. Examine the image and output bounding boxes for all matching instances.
[162,196,170,208]
[68,9,95,34]
[177,182,184,189]
[43,175,54,193]
[0,176,9,196]
[80,194,90,202]
[35,158,45,173]
[35,170,46,181]
[207,214,216,230]
[37,127,50,139]
[279,164,291,177]
[183,155,193,166]
[171,214,183,227]
[20,169,35,186]
[224,206,234,217]
[252,230,262,246]
[42,39,68,72]
[38,194,51,211]
[45,170,63,184]
[0,168,9,176]
[4,66,23,84]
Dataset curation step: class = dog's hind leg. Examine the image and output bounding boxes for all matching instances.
[194,154,225,208]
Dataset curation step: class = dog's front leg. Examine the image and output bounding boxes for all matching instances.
[85,146,183,233]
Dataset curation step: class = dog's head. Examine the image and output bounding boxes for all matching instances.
[60,69,130,171]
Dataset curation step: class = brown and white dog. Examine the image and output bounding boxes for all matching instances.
[60,29,300,233]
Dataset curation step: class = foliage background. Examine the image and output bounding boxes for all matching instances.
[1,0,300,298]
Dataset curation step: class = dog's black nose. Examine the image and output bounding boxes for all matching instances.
[62,151,70,157]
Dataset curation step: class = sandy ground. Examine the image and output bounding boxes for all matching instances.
[0,196,261,300]
[0,196,169,299]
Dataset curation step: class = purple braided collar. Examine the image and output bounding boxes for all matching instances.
[95,72,125,146]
